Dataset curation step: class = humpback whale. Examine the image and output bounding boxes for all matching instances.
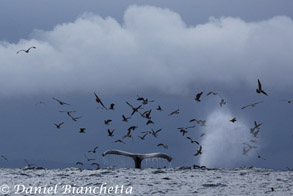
[102,150,172,169]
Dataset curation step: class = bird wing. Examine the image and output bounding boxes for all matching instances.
[16,50,26,54]
[241,104,250,109]
[258,79,262,90]
[28,46,36,51]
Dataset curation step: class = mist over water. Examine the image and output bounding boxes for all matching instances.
[199,109,253,168]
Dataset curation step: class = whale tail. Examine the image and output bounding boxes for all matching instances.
[102,150,172,169]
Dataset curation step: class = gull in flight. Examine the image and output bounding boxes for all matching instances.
[17,46,36,54]
[256,79,268,96]
[241,101,264,109]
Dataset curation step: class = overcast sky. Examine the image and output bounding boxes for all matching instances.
[0,0,292,170]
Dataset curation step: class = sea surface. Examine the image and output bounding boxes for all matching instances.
[0,167,293,196]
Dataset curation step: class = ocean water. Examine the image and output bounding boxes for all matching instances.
[0,167,292,196]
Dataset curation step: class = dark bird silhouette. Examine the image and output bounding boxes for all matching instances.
[88,147,98,153]
[157,143,168,149]
[71,116,82,122]
[84,154,95,161]
[138,133,148,140]
[17,46,36,54]
[250,121,263,133]
[219,99,226,107]
[156,105,162,111]
[24,159,35,168]
[252,129,260,138]
[52,97,70,105]
[60,110,76,118]
[256,151,266,160]
[79,128,86,133]
[230,117,237,123]
[123,129,133,139]
[207,92,218,96]
[256,79,268,96]
[113,139,126,144]
[137,95,155,105]
[186,137,199,145]
[200,133,206,137]
[241,101,264,109]
[91,162,100,170]
[76,162,84,166]
[107,129,115,137]
[128,126,138,131]
[151,128,162,138]
[104,119,112,125]
[190,119,206,126]
[122,115,131,122]
[94,92,107,110]
[242,147,252,156]
[126,101,143,116]
[54,122,64,129]
[109,103,115,110]
[194,146,202,156]
[195,92,203,102]
[146,119,154,125]
[140,110,152,119]
[281,100,292,103]
[168,109,179,116]
[177,126,195,136]
[1,155,8,161]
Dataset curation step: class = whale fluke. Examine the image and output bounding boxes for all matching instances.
[102,149,172,169]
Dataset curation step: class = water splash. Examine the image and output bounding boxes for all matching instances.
[199,109,253,168]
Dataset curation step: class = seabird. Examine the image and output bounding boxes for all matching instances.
[138,133,148,140]
[91,162,100,170]
[54,122,64,129]
[122,115,131,122]
[109,103,115,110]
[157,143,168,149]
[107,129,115,137]
[71,116,82,122]
[146,119,154,125]
[156,105,163,111]
[94,92,107,110]
[84,154,95,161]
[76,162,83,166]
[24,159,35,168]
[256,79,268,96]
[137,95,155,105]
[126,101,143,116]
[241,101,264,109]
[79,128,86,133]
[168,109,179,116]
[52,97,70,105]
[17,46,36,54]
[194,146,202,156]
[195,92,203,102]
[151,128,162,138]
[1,155,8,161]
[88,147,98,153]
[113,139,126,144]
[186,137,199,145]
[230,118,237,123]
[104,119,112,125]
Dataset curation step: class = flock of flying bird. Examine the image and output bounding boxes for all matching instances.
[0,46,292,170]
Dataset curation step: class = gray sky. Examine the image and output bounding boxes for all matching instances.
[0,0,292,170]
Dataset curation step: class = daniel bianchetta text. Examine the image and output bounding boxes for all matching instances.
[12,183,133,195]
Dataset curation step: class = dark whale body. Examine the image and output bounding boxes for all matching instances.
[102,150,172,169]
